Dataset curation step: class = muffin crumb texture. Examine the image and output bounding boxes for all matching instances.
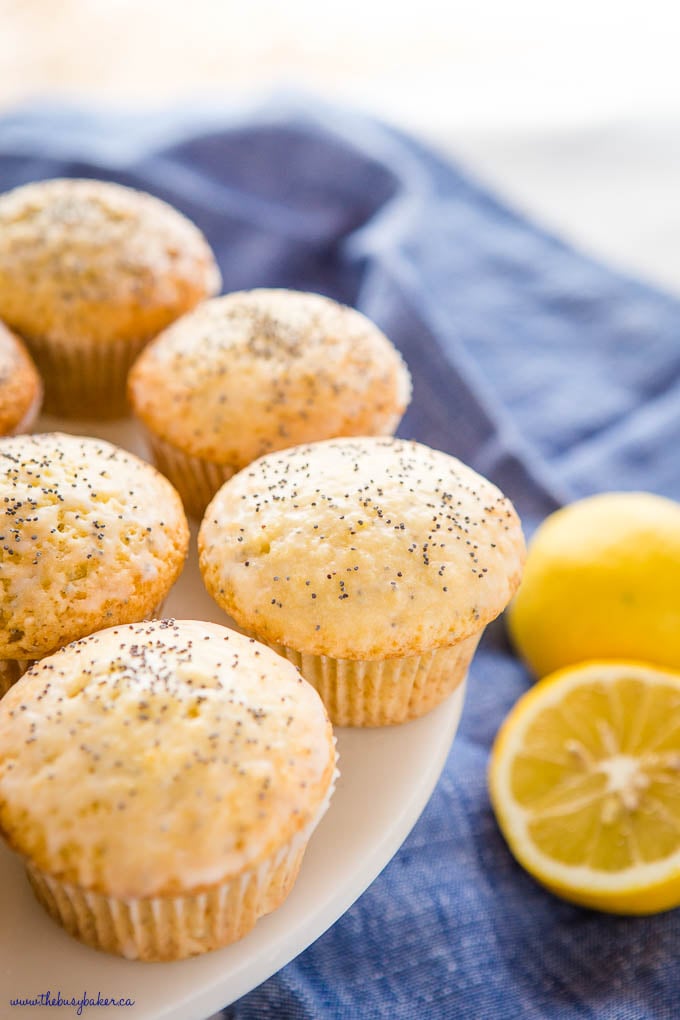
[0,321,42,436]
[199,437,525,660]
[0,178,221,347]
[0,620,335,901]
[0,432,188,660]
[129,289,411,467]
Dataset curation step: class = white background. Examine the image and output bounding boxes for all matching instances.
[2,0,680,291]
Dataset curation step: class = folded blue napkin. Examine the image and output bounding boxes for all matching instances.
[2,95,679,1020]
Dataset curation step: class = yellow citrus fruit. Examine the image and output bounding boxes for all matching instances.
[489,661,680,914]
[507,491,680,679]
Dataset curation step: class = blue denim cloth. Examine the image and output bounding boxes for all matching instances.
[2,96,680,1020]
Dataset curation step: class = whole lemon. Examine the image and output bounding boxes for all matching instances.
[507,491,680,678]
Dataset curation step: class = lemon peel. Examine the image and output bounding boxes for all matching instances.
[489,661,680,914]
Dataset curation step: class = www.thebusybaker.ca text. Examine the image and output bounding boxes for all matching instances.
[9,990,135,1016]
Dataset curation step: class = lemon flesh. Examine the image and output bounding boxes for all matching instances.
[508,492,680,679]
[489,661,680,914]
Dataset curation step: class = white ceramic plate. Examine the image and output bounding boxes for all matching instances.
[0,416,467,1020]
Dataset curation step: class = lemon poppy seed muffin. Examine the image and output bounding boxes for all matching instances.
[0,433,189,690]
[129,289,411,518]
[0,321,42,436]
[0,619,336,960]
[0,178,221,418]
[199,437,525,726]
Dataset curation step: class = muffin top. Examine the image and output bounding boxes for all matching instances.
[0,321,42,436]
[128,289,411,465]
[0,178,221,346]
[199,438,526,659]
[0,620,335,897]
[0,433,189,659]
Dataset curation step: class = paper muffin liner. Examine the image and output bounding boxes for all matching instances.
[259,631,483,726]
[24,754,338,962]
[141,429,237,520]
[23,332,150,419]
[0,599,167,698]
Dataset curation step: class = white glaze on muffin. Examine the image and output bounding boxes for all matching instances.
[0,178,221,349]
[0,620,335,898]
[129,289,411,467]
[199,437,525,659]
[0,433,188,660]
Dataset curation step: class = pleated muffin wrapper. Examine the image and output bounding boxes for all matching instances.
[141,429,238,520]
[0,599,167,699]
[23,332,151,419]
[255,630,482,727]
[24,757,338,962]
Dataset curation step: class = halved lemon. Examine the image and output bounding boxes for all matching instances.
[489,661,680,914]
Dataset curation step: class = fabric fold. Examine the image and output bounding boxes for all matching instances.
[2,95,679,1020]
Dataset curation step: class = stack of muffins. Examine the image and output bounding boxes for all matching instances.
[0,177,525,961]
